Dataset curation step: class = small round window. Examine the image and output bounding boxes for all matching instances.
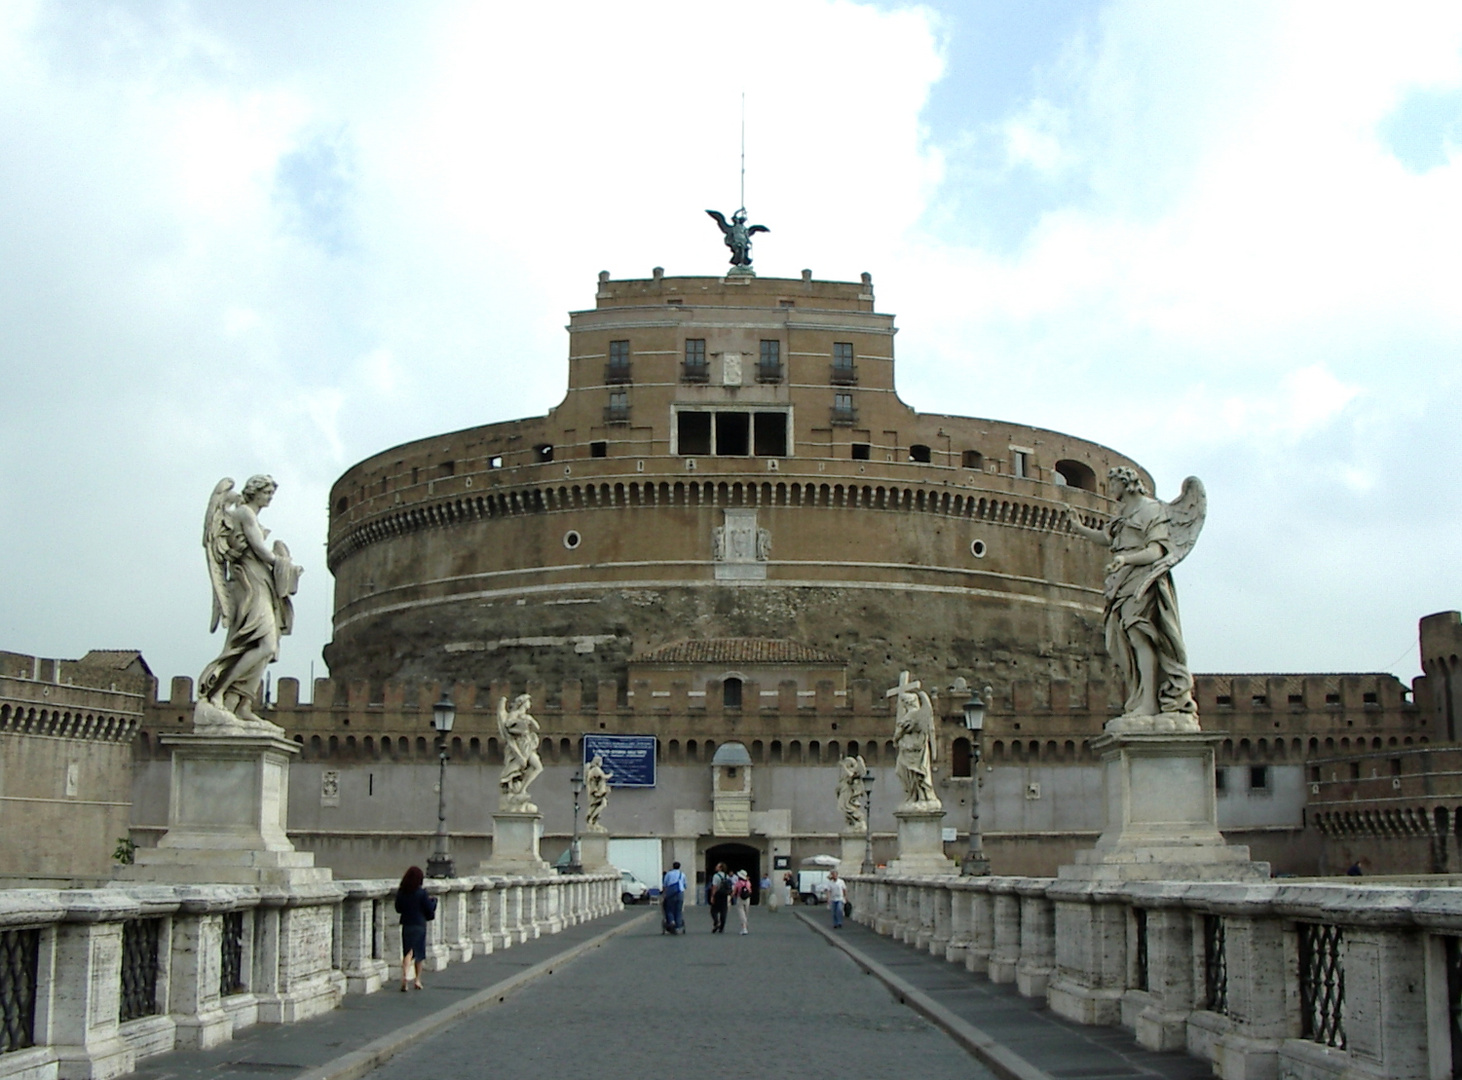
[563,530,582,550]
[970,539,987,558]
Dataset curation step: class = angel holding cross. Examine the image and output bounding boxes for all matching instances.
[889,672,940,810]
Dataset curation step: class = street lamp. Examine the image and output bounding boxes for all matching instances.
[426,692,456,878]
[860,768,876,875]
[961,684,993,876]
[567,768,584,875]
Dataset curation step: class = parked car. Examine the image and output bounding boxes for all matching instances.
[620,870,651,904]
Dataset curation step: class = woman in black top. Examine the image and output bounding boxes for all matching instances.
[394,865,437,991]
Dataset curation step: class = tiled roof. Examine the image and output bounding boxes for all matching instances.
[78,649,151,672]
[631,638,844,666]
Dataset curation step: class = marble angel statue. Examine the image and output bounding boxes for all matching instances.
[835,754,868,831]
[890,672,939,810]
[1066,468,1206,733]
[197,475,302,732]
[584,754,613,831]
[497,694,544,811]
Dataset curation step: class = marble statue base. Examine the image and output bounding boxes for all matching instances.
[119,733,330,886]
[887,807,956,876]
[1060,731,1269,883]
[577,832,615,873]
[841,831,869,871]
[481,811,551,875]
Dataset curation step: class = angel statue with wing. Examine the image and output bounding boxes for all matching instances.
[705,208,769,270]
[835,754,868,831]
[197,475,303,732]
[1066,468,1206,734]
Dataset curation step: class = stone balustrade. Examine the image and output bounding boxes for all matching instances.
[0,872,620,1080]
[847,873,1462,1080]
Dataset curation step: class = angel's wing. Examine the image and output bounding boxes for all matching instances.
[202,478,236,633]
[1163,476,1206,564]
[747,224,770,236]
[1132,476,1206,597]
[704,209,729,232]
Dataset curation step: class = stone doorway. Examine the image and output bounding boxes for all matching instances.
[705,841,762,904]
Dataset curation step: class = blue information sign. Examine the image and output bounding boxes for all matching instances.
[582,734,657,788]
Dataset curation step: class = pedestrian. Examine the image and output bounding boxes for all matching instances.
[733,869,753,934]
[661,861,687,934]
[827,869,848,929]
[783,870,796,907]
[761,871,777,912]
[394,865,437,991]
[708,862,731,933]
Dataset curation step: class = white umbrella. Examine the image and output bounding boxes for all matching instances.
[800,854,841,867]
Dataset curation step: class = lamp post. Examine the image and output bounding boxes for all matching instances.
[568,768,584,875]
[860,768,876,875]
[426,692,456,878]
[961,684,993,876]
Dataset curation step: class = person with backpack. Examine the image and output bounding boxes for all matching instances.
[661,861,687,934]
[708,862,731,933]
[732,869,753,934]
[394,865,437,991]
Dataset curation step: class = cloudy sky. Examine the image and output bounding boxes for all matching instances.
[2,1,1459,698]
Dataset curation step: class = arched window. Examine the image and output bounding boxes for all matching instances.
[1054,459,1097,491]
[952,737,972,777]
[723,677,743,709]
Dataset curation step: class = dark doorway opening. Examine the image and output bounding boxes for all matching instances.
[705,842,761,905]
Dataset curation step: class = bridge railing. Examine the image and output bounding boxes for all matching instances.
[847,873,1462,1080]
[0,872,620,1080]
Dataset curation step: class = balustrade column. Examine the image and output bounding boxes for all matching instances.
[945,881,972,964]
[167,897,234,1051]
[930,882,954,957]
[1016,880,1056,999]
[1047,882,1129,1026]
[442,881,473,962]
[1128,898,1197,1053]
[874,879,895,935]
[337,883,389,994]
[1334,924,1427,1079]
[965,883,995,974]
[485,878,512,950]
[466,881,495,955]
[50,893,138,1078]
[915,881,938,951]
[989,884,1022,984]
[1204,904,1289,1079]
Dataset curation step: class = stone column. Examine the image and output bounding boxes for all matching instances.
[874,878,895,935]
[465,880,495,956]
[1047,881,1129,1025]
[485,878,513,951]
[166,894,234,1052]
[337,881,389,994]
[1016,879,1056,999]
[915,880,938,951]
[1128,891,1198,1052]
[50,892,137,1080]
[945,881,973,965]
[989,884,1022,984]
[1208,900,1289,1080]
[1336,923,1429,1080]
[439,881,473,962]
[966,883,995,975]
[930,881,954,957]
[263,885,345,1023]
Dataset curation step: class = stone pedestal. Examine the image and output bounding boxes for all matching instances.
[887,807,956,876]
[481,811,551,874]
[120,734,329,886]
[578,831,615,873]
[1062,731,1269,883]
[840,831,869,871]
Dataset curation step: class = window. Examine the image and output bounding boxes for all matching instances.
[909,444,931,463]
[851,443,871,460]
[832,342,856,384]
[1249,765,1269,791]
[605,390,629,423]
[590,441,607,458]
[534,444,553,463]
[678,412,712,455]
[753,412,787,457]
[1012,450,1030,478]
[487,455,502,469]
[1289,693,1305,705]
[683,339,708,382]
[716,412,750,455]
[1252,694,1268,707]
[1325,692,1341,706]
[1216,694,1233,707]
[962,450,983,470]
[1363,692,1379,706]
[606,340,631,383]
[335,496,348,514]
[1390,758,1402,776]
[951,737,972,777]
[757,340,782,382]
[437,460,455,477]
[1348,762,1361,780]
[1215,768,1227,793]
[723,677,743,709]
[832,393,856,424]
[1054,459,1096,490]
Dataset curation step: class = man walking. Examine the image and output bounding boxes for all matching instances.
[827,870,848,929]
[661,861,687,934]
[708,862,731,933]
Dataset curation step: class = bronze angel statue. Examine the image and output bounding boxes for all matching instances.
[197,476,302,730]
[1066,468,1206,733]
[705,208,769,269]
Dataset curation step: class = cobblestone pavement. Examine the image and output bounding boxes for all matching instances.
[362,904,996,1080]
